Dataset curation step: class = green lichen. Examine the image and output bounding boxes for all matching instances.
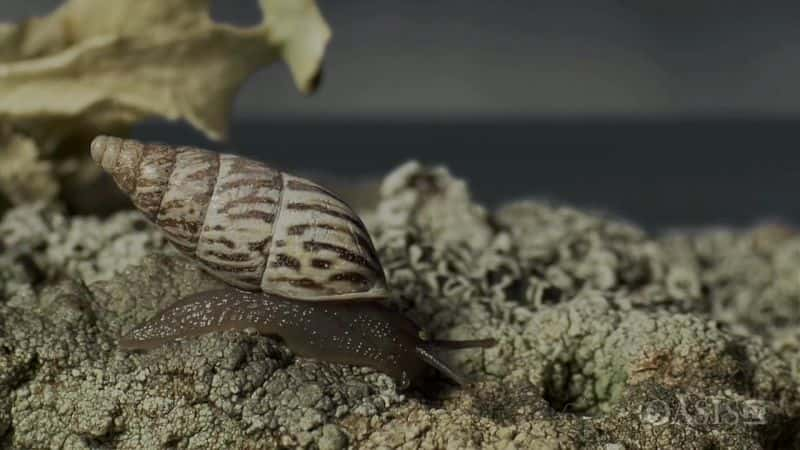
[0,162,798,449]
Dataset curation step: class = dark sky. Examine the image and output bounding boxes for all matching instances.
[5,1,800,118]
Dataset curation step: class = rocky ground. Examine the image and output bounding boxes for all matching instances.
[0,161,799,449]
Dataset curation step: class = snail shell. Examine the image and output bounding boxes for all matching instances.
[90,135,388,301]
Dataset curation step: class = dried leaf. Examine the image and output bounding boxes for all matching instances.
[0,0,330,211]
[0,0,330,141]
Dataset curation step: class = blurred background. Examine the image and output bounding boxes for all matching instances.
[5,1,800,229]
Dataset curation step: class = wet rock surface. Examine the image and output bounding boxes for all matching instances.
[1,162,798,449]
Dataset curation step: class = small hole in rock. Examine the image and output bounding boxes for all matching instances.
[541,286,563,304]
[542,361,596,415]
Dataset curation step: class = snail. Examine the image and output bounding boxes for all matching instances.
[90,135,495,388]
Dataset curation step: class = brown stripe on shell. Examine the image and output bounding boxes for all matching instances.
[266,277,326,290]
[330,272,371,287]
[218,177,280,191]
[191,192,215,204]
[133,191,167,221]
[199,259,264,274]
[285,202,370,236]
[238,275,268,285]
[287,222,365,238]
[216,195,278,214]
[202,250,256,262]
[156,217,203,239]
[229,155,271,174]
[159,199,192,211]
[311,258,332,269]
[271,254,302,271]
[184,163,219,182]
[199,236,237,249]
[247,237,272,252]
[227,210,275,223]
[286,179,347,204]
[303,241,382,274]
[287,224,311,236]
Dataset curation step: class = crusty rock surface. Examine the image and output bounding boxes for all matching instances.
[1,161,798,449]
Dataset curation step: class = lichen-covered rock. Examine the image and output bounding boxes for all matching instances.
[494,200,704,313]
[0,202,166,301]
[0,163,798,449]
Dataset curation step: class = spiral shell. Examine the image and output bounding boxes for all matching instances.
[90,135,388,301]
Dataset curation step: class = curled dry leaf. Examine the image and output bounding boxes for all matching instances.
[0,0,330,140]
[0,0,330,209]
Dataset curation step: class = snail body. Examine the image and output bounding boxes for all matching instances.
[92,136,494,388]
[119,289,493,388]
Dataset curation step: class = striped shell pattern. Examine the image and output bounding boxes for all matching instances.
[90,136,388,301]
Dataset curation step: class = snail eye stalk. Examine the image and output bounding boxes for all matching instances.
[415,345,467,386]
[415,338,496,386]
